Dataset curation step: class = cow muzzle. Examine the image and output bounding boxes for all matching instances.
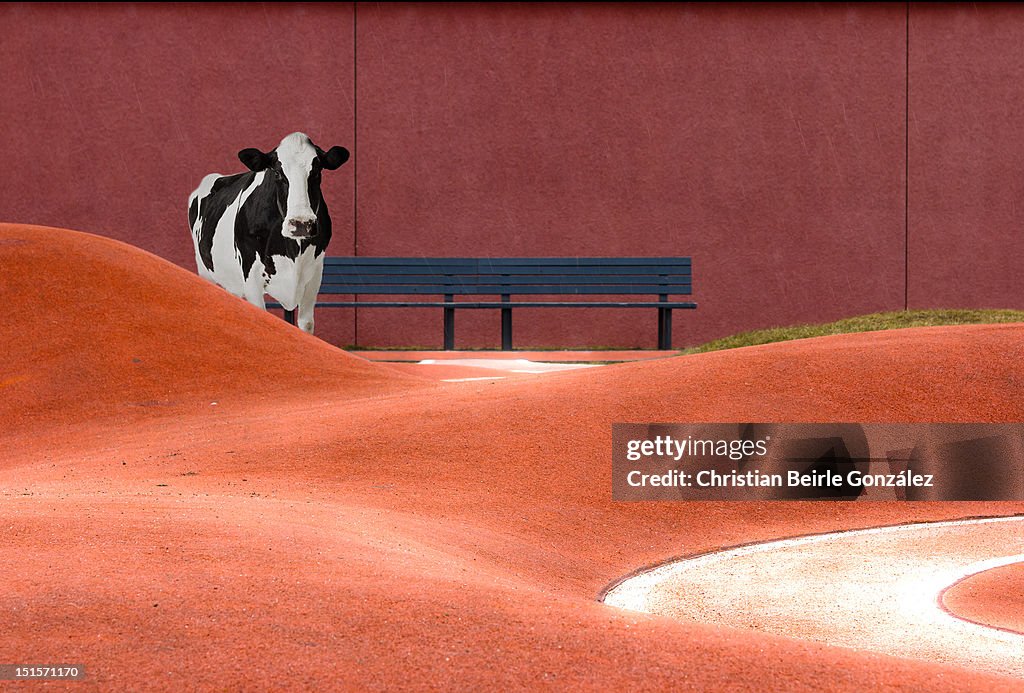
[285,217,318,239]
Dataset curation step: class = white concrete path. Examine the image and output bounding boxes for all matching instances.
[604,516,1024,678]
[420,358,600,373]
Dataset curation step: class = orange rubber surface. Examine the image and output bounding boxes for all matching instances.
[942,563,1024,636]
[2,223,1023,690]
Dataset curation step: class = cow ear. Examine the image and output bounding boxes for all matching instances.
[238,148,271,171]
[319,146,350,170]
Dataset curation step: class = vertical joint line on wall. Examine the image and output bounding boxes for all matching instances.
[904,1,910,311]
[353,1,359,346]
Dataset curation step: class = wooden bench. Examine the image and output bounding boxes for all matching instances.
[270,257,695,350]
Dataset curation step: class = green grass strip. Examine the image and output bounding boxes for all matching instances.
[681,309,1024,355]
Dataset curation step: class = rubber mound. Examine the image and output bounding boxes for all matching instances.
[943,563,1024,635]
[0,223,420,437]
[3,224,1024,690]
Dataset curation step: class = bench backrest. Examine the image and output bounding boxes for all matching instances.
[319,257,692,296]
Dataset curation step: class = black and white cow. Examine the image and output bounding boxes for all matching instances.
[188,132,349,334]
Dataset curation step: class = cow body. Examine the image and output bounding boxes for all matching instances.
[188,133,349,334]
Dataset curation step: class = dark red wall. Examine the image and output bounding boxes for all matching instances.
[356,2,906,348]
[909,3,1024,310]
[2,3,1022,349]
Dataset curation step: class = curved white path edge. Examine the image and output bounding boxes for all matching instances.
[603,516,1024,678]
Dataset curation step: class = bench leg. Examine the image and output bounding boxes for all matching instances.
[284,309,296,326]
[444,296,455,350]
[501,295,512,351]
[658,307,673,350]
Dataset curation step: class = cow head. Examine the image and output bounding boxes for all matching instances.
[238,133,350,240]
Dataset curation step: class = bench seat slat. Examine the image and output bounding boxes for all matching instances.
[269,301,697,309]
[322,257,689,266]
[321,265,481,275]
[321,263,690,276]
[321,258,477,267]
[319,275,691,285]
[484,258,690,267]
[315,282,692,292]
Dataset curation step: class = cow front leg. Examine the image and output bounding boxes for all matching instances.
[243,286,267,311]
[297,279,319,334]
[242,266,268,311]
